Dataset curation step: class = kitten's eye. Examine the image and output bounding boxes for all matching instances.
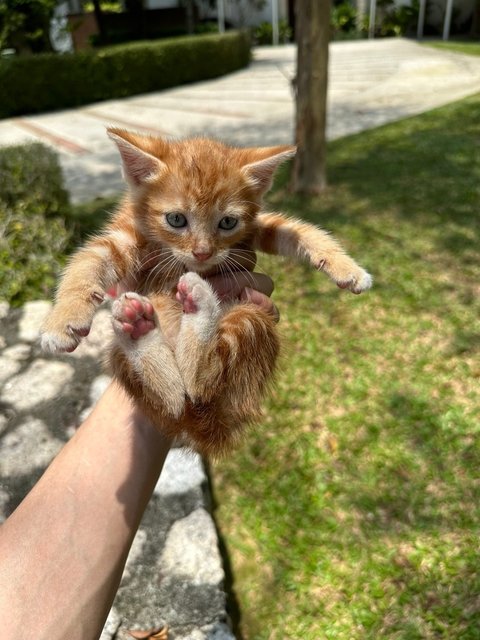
[166,212,187,228]
[218,216,238,231]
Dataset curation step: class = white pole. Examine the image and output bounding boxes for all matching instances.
[217,0,225,34]
[417,0,427,38]
[272,0,279,45]
[443,0,454,40]
[368,0,376,38]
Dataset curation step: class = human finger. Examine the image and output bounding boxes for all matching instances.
[208,272,274,300]
[240,287,280,323]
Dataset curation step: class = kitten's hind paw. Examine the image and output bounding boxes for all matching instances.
[112,292,155,340]
[176,272,219,316]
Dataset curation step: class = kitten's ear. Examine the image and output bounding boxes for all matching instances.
[107,128,166,187]
[242,146,296,192]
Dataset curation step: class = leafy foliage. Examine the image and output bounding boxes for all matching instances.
[331,0,420,39]
[376,0,419,37]
[331,1,358,36]
[0,0,56,53]
[0,30,251,118]
[253,20,292,45]
[0,143,72,306]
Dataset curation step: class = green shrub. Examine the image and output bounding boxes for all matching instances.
[0,30,251,118]
[0,143,72,306]
[0,142,69,215]
[331,1,359,36]
[253,20,292,45]
[377,0,419,36]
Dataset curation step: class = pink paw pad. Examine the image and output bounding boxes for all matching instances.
[176,282,198,314]
[114,295,155,340]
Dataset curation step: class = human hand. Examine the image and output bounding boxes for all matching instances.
[207,272,279,322]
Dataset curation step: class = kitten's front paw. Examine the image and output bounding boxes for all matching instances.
[336,268,373,295]
[41,301,98,353]
[176,272,219,316]
[112,292,156,340]
[317,257,373,295]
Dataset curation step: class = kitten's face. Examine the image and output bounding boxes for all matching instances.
[143,145,260,274]
[109,130,295,274]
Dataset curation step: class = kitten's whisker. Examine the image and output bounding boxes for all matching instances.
[144,253,179,291]
[140,253,172,283]
[218,263,238,298]
[139,247,167,270]
[163,255,183,289]
[229,251,270,279]
[159,256,181,286]
[144,257,168,290]
[223,258,247,292]
[224,256,257,288]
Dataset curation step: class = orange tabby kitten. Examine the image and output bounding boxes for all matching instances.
[41,129,372,456]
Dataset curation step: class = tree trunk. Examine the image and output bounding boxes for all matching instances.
[185,0,195,34]
[92,0,108,44]
[292,0,331,195]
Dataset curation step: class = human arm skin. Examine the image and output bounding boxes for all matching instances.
[0,275,277,640]
[0,381,170,640]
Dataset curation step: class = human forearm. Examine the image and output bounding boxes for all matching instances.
[0,381,170,640]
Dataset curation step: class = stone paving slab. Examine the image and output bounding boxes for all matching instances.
[1,38,480,202]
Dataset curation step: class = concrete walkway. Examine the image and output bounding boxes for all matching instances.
[1,38,480,202]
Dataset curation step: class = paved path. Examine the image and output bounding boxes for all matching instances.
[1,38,480,202]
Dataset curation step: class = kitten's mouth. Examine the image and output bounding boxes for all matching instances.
[182,250,230,273]
[185,258,214,270]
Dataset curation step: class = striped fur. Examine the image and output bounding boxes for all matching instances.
[41,131,371,456]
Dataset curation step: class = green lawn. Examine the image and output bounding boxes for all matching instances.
[425,39,480,56]
[211,95,480,639]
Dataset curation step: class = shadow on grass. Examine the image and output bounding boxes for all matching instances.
[239,392,480,632]
[268,94,480,269]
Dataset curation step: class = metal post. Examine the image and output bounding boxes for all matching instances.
[443,0,454,40]
[368,0,376,38]
[217,0,225,33]
[417,0,427,39]
[272,0,279,45]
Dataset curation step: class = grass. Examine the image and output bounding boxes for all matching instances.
[424,39,480,56]
[211,94,480,639]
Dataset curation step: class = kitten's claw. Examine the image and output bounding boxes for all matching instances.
[41,301,97,353]
[41,331,82,354]
[112,292,155,340]
[316,257,373,295]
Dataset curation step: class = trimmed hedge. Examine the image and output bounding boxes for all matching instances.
[0,143,72,306]
[0,31,251,118]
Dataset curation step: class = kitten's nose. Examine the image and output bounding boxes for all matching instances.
[192,250,213,262]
